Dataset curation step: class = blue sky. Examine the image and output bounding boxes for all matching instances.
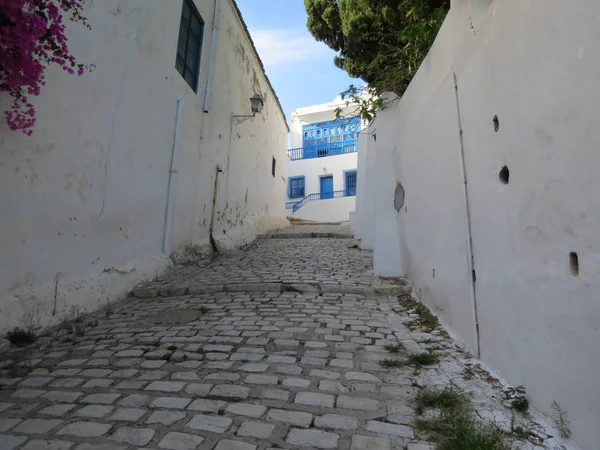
[235,0,358,124]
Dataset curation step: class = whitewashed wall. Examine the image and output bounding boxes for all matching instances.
[0,0,288,333]
[354,0,600,447]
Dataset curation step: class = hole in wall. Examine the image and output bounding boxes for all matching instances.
[394,182,405,212]
[570,252,579,277]
[493,115,500,132]
[499,166,510,185]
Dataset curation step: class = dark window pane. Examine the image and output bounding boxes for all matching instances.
[191,15,203,36]
[176,0,204,92]
[182,0,191,21]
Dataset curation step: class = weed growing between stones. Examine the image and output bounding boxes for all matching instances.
[5,327,36,347]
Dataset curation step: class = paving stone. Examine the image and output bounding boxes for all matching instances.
[204,345,233,353]
[74,405,114,418]
[266,409,312,428]
[39,405,77,417]
[315,414,359,430]
[186,414,232,433]
[20,440,74,450]
[213,441,256,450]
[0,418,22,432]
[0,403,12,413]
[150,397,191,409]
[407,444,435,450]
[245,374,278,385]
[0,435,28,450]
[237,364,269,373]
[300,357,327,366]
[58,359,87,366]
[274,365,302,375]
[145,381,185,393]
[13,419,63,434]
[50,379,84,389]
[337,396,381,411]
[187,399,226,413]
[209,384,250,400]
[267,355,295,364]
[237,420,275,439]
[81,394,120,405]
[110,427,154,446]
[79,369,112,378]
[12,389,46,399]
[141,360,167,369]
[184,383,212,397]
[18,377,53,388]
[345,372,381,382]
[83,379,114,389]
[350,434,391,450]
[204,372,240,382]
[225,403,267,418]
[118,394,151,407]
[74,444,126,450]
[146,410,186,426]
[43,391,83,402]
[295,392,335,407]
[109,408,147,422]
[282,378,310,388]
[158,432,205,450]
[330,358,354,368]
[286,428,339,449]
[260,389,291,401]
[309,370,340,380]
[365,420,413,438]
[57,422,112,437]
[319,380,349,393]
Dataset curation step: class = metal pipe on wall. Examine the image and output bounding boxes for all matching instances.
[203,0,221,112]
[452,69,481,358]
[163,98,184,255]
[209,165,223,253]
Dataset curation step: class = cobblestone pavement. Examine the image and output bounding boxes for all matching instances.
[0,224,564,450]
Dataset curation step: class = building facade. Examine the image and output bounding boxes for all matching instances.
[0,0,289,333]
[286,98,363,222]
[353,0,599,447]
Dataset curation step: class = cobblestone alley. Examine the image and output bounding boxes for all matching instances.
[0,224,564,450]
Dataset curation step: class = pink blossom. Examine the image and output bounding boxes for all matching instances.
[0,0,90,134]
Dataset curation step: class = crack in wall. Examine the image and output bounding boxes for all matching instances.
[94,99,122,222]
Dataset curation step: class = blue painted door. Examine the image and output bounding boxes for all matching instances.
[320,176,334,199]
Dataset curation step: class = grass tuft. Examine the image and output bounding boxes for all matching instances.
[5,327,36,348]
[415,407,513,450]
[414,387,467,415]
[398,294,439,331]
[406,351,440,367]
[384,343,404,354]
[380,358,404,368]
[196,306,210,314]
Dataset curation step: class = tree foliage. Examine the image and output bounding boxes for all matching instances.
[305,0,449,122]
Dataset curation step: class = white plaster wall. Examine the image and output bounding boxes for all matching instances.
[0,0,288,333]
[292,197,356,223]
[351,132,370,241]
[357,0,600,447]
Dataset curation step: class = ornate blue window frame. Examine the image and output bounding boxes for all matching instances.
[288,176,306,199]
[344,170,357,197]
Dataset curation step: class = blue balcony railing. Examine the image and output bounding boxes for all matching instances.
[286,190,356,212]
[288,140,358,161]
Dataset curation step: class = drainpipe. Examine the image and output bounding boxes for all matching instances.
[163,98,184,255]
[209,165,224,253]
[452,69,481,358]
[203,0,221,112]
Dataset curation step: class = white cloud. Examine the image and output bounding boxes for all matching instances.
[250,29,333,67]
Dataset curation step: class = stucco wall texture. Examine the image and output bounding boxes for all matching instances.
[0,0,289,333]
[353,0,599,448]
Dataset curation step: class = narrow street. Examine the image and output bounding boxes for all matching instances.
[0,224,560,450]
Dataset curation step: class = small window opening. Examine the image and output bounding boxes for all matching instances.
[499,166,509,184]
[271,157,276,177]
[570,252,579,277]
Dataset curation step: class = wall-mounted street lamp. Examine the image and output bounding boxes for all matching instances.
[232,94,264,123]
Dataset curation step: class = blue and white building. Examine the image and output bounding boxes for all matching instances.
[286,97,363,222]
